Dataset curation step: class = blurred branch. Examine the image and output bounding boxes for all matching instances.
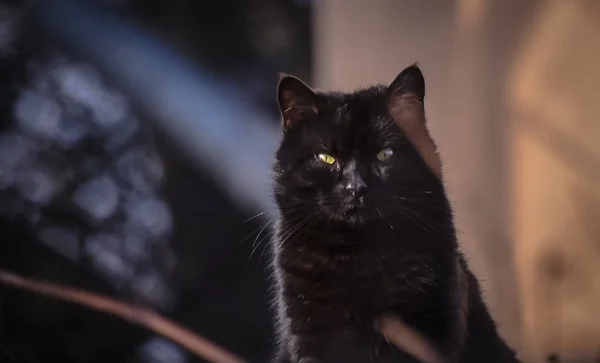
[0,268,246,363]
[379,315,447,363]
[0,268,446,363]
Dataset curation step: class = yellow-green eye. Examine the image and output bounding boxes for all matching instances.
[317,153,336,165]
[376,148,393,161]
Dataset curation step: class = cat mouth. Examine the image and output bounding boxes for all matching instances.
[341,203,361,215]
[344,212,367,226]
[342,196,364,211]
[338,203,368,224]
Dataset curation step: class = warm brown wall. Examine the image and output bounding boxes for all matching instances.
[509,1,600,362]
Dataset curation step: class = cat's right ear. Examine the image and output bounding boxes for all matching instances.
[387,64,425,120]
[388,64,442,179]
[277,75,318,131]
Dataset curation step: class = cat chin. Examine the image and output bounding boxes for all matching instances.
[344,215,368,227]
[326,210,370,227]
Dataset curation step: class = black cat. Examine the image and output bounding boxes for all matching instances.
[269,65,520,363]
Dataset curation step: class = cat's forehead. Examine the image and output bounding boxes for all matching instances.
[315,87,396,140]
[324,86,388,123]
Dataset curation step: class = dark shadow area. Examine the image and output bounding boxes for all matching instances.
[0,0,312,362]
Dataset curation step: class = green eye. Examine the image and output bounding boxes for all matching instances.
[317,153,336,165]
[376,148,393,161]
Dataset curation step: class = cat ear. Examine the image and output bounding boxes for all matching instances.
[388,64,442,179]
[387,63,425,116]
[277,74,318,131]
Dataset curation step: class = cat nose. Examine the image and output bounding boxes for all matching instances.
[345,179,367,198]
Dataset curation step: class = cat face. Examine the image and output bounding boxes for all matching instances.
[274,66,445,227]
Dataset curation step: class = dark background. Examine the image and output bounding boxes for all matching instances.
[0,1,312,362]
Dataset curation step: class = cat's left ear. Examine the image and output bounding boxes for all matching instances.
[387,64,425,117]
[277,74,318,131]
[387,64,442,179]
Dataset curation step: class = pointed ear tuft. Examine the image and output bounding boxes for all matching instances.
[388,64,442,179]
[387,64,425,111]
[387,64,426,129]
[277,75,318,131]
[278,72,292,81]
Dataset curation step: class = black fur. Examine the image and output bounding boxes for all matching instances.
[269,66,519,363]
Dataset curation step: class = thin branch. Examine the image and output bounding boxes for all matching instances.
[0,268,246,363]
[379,315,447,363]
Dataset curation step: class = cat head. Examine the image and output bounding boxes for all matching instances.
[273,65,447,227]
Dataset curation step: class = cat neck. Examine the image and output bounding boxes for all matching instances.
[277,211,457,255]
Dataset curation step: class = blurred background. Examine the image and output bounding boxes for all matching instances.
[0,0,599,362]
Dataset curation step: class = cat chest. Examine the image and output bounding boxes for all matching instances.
[280,249,433,314]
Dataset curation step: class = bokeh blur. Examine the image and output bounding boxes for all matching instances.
[0,1,599,363]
